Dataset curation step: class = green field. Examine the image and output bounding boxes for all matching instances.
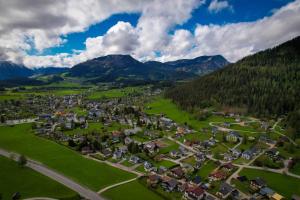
[102,180,164,200]
[239,168,300,198]
[0,93,24,101]
[63,121,128,136]
[196,160,217,179]
[145,97,235,130]
[155,160,178,168]
[63,122,103,135]
[290,162,300,175]
[0,156,78,200]
[1,88,85,100]
[159,138,179,154]
[88,87,143,100]
[0,124,136,191]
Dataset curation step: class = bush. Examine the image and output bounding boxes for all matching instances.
[18,155,27,167]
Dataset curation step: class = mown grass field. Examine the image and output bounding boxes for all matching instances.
[239,168,300,198]
[102,179,164,200]
[0,156,79,200]
[145,97,235,130]
[0,124,136,191]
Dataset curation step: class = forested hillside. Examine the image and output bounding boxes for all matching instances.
[166,36,300,118]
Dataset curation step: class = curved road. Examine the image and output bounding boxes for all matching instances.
[0,148,105,200]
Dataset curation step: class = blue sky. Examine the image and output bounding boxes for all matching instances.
[43,0,293,56]
[1,0,299,67]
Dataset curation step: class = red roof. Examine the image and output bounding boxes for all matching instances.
[210,171,227,179]
[187,186,205,197]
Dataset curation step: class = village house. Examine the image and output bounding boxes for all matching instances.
[265,148,280,160]
[147,174,161,186]
[111,130,122,143]
[159,117,175,129]
[216,182,234,199]
[259,187,275,199]
[221,163,235,172]
[223,153,234,162]
[226,131,241,142]
[242,147,258,160]
[144,161,153,171]
[158,166,168,174]
[250,177,266,191]
[181,163,194,174]
[184,186,205,200]
[161,177,178,192]
[124,127,142,136]
[144,142,159,154]
[124,137,133,145]
[129,155,142,164]
[231,149,241,158]
[271,193,284,200]
[223,122,231,128]
[101,148,112,158]
[113,147,127,160]
[170,167,185,179]
[81,146,93,154]
[144,130,158,139]
[209,170,227,182]
[191,175,202,186]
[170,150,181,158]
[195,152,206,162]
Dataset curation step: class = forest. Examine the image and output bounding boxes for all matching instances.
[166,36,300,134]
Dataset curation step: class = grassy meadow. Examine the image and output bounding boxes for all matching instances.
[0,124,136,191]
[0,156,79,200]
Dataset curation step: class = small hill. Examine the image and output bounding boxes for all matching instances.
[0,61,33,80]
[166,36,300,117]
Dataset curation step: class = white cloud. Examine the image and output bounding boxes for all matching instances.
[208,0,233,13]
[193,0,300,62]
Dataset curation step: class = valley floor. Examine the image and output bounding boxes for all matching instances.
[0,85,300,200]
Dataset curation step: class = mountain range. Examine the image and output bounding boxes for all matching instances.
[0,55,229,82]
[0,61,33,80]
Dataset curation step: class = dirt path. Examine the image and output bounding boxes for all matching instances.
[97,176,141,194]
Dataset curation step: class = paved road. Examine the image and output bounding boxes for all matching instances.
[0,149,105,200]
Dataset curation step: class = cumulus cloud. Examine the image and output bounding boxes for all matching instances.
[192,0,300,61]
[0,0,151,60]
[1,0,300,67]
[208,0,233,13]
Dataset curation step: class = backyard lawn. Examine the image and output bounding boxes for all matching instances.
[239,168,300,198]
[0,156,79,200]
[0,124,136,191]
[196,160,217,179]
